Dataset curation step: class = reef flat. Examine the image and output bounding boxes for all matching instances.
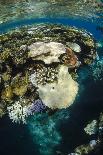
[0,24,97,123]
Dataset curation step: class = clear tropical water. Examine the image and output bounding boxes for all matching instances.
[0,1,103,155]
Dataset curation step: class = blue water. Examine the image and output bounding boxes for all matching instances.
[0,17,102,40]
[0,17,103,155]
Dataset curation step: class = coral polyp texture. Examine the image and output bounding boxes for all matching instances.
[0,24,97,123]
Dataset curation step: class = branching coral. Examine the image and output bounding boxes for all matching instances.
[7,101,28,124]
[7,99,46,123]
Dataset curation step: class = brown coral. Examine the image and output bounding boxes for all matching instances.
[60,48,79,68]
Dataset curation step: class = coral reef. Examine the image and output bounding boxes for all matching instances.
[0,24,97,123]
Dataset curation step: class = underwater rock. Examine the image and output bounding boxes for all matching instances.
[38,65,79,109]
[28,42,66,64]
